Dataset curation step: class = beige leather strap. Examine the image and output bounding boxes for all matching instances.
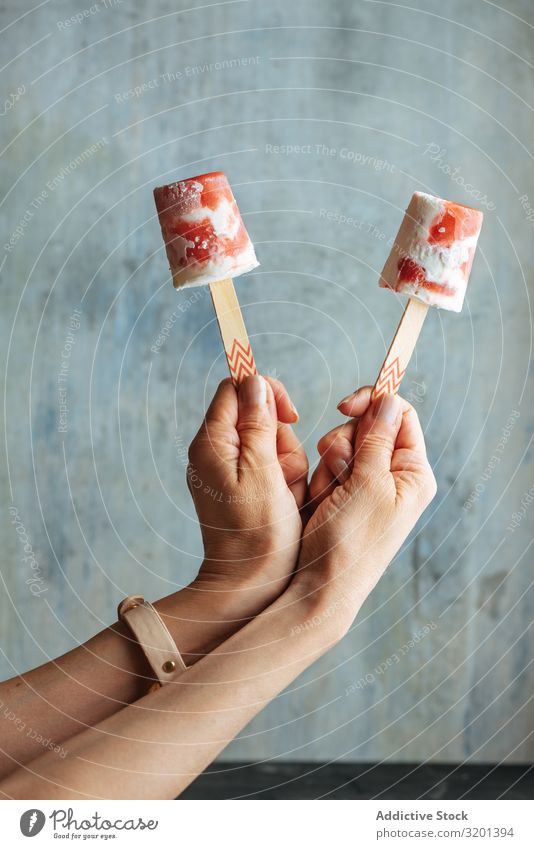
[118,595,187,686]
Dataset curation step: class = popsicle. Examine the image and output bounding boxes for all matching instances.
[153,171,259,384]
[373,191,483,398]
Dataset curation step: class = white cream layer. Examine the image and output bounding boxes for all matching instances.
[172,242,259,289]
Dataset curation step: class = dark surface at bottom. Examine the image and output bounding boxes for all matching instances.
[180,761,533,800]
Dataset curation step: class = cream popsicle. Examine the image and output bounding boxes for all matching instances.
[153,171,259,289]
[379,191,483,313]
[153,171,258,385]
[373,192,483,398]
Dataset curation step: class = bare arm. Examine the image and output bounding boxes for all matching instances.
[0,586,337,800]
[0,575,279,782]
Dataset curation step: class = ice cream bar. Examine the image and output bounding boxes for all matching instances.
[153,171,259,289]
[379,191,483,313]
[372,192,483,398]
[153,171,259,385]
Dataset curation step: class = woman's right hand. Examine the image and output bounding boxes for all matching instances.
[292,387,437,634]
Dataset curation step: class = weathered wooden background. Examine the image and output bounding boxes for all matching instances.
[1,0,532,764]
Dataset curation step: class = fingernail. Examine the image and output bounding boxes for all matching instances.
[239,375,267,406]
[290,401,299,421]
[332,457,351,483]
[337,388,363,408]
[373,393,400,424]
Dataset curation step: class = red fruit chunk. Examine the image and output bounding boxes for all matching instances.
[397,256,427,285]
[397,256,454,297]
[428,201,483,246]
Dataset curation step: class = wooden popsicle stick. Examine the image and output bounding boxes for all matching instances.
[209,278,257,386]
[372,297,429,400]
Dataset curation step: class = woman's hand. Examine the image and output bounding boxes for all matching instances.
[292,387,437,633]
[187,375,308,612]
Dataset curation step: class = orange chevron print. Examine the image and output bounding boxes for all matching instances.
[226,338,257,385]
[373,356,406,398]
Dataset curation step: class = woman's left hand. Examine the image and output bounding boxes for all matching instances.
[187,375,308,613]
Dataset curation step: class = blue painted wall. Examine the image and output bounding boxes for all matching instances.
[1,0,532,763]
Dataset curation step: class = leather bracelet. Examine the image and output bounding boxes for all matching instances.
[117,595,187,688]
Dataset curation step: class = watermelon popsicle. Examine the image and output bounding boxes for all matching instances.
[373,192,483,398]
[153,171,259,384]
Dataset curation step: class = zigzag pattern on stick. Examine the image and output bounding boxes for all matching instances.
[226,338,257,385]
[374,356,406,398]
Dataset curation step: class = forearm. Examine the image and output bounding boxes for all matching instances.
[0,586,343,800]
[0,567,282,781]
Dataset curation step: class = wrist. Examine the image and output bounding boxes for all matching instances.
[193,547,303,643]
[279,577,353,647]
[153,560,291,667]
[289,549,364,637]
[197,553,294,612]
[152,579,240,666]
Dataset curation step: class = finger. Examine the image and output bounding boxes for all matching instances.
[236,375,278,468]
[317,421,358,483]
[309,459,338,507]
[339,386,417,423]
[189,379,240,477]
[394,402,428,456]
[276,423,309,509]
[352,393,403,475]
[277,423,308,483]
[391,403,436,507]
[337,385,373,417]
[203,378,238,428]
[265,376,299,423]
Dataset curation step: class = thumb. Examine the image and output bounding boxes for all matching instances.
[237,375,278,467]
[353,393,402,475]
